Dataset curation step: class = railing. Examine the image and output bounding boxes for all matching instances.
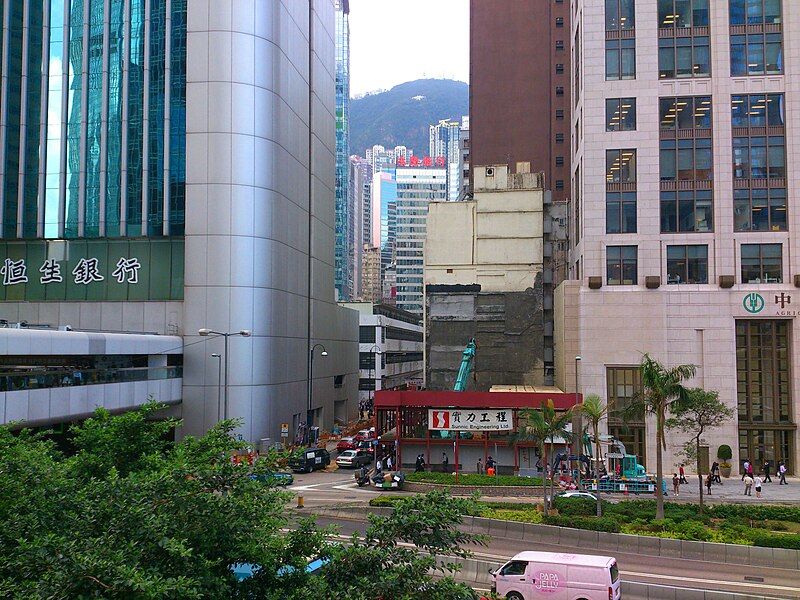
[0,365,183,392]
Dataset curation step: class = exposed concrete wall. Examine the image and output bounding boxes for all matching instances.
[426,282,544,391]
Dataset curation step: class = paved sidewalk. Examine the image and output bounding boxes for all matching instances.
[663,475,800,504]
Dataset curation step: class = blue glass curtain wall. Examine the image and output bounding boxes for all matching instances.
[0,0,185,241]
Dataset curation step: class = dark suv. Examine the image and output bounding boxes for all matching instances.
[288,448,331,473]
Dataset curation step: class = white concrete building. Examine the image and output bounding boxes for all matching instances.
[558,0,798,473]
[339,302,423,406]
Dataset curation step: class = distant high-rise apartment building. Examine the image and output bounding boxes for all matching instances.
[349,155,372,299]
[395,166,447,315]
[360,245,381,303]
[556,0,799,474]
[459,116,471,200]
[429,119,462,201]
[334,0,351,300]
[371,170,398,301]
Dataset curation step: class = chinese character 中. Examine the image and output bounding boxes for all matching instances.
[39,258,63,284]
[72,258,104,285]
[112,257,141,284]
[466,412,476,423]
[1,258,28,286]
[775,293,791,309]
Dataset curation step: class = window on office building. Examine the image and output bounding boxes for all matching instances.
[659,35,710,78]
[658,0,709,28]
[660,190,713,233]
[734,188,786,232]
[606,192,637,234]
[607,246,637,285]
[607,366,646,464]
[732,136,785,180]
[741,243,782,283]
[659,96,712,130]
[555,156,565,167]
[606,0,635,30]
[606,98,636,131]
[606,39,636,80]
[730,1,782,75]
[606,149,636,184]
[556,110,565,120]
[730,0,781,25]
[659,139,712,182]
[732,94,784,128]
[667,245,708,284]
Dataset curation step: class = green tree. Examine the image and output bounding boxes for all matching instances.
[667,388,734,511]
[579,394,608,517]
[629,354,696,520]
[516,399,573,513]
[0,402,484,599]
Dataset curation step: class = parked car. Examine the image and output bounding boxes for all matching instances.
[354,429,375,442]
[491,551,620,600]
[336,437,356,453]
[249,471,294,486]
[288,448,331,473]
[336,449,372,469]
[558,490,598,501]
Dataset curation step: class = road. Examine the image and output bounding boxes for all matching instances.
[290,467,800,599]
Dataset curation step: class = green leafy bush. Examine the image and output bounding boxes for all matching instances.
[369,495,402,507]
[752,533,800,550]
[543,515,620,533]
[552,496,598,516]
[405,472,543,486]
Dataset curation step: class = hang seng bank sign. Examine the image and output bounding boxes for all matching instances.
[428,409,513,432]
[0,239,184,302]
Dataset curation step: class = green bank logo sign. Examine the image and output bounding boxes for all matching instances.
[743,293,765,313]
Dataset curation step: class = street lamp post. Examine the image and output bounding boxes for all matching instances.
[575,355,582,489]
[211,353,222,421]
[367,344,381,418]
[307,343,328,445]
[198,328,252,421]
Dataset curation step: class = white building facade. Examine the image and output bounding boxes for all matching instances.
[557,0,799,474]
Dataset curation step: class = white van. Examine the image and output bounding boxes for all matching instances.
[491,551,621,600]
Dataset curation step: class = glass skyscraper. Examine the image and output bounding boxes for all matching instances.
[1,0,185,242]
[334,0,350,300]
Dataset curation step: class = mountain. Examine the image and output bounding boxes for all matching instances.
[349,79,469,158]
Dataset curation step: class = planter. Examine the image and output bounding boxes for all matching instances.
[720,465,732,478]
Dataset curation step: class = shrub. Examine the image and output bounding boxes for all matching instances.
[543,515,620,533]
[369,495,401,507]
[552,496,597,517]
[752,533,800,550]
[670,520,714,541]
[717,444,733,461]
[405,472,543,486]
[484,508,543,524]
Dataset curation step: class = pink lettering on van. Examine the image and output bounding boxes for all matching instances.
[534,572,560,593]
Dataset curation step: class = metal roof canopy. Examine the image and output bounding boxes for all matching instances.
[374,390,580,410]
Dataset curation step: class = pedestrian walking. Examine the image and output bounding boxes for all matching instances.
[386,456,393,471]
[754,475,763,498]
[419,454,426,471]
[763,460,772,483]
[442,452,449,473]
[742,459,750,481]
[672,473,680,496]
[747,461,754,478]
[414,455,422,472]
[705,473,713,496]
[743,473,754,496]
[679,464,688,484]
[477,457,484,474]
[778,461,788,485]
[376,458,383,472]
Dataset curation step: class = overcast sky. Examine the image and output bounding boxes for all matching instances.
[348,0,469,98]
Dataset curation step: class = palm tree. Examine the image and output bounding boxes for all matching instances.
[630,353,696,520]
[579,394,608,517]
[516,399,573,514]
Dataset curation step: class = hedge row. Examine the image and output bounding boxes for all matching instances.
[404,472,543,486]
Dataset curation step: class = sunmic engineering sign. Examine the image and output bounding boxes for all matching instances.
[428,409,512,431]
